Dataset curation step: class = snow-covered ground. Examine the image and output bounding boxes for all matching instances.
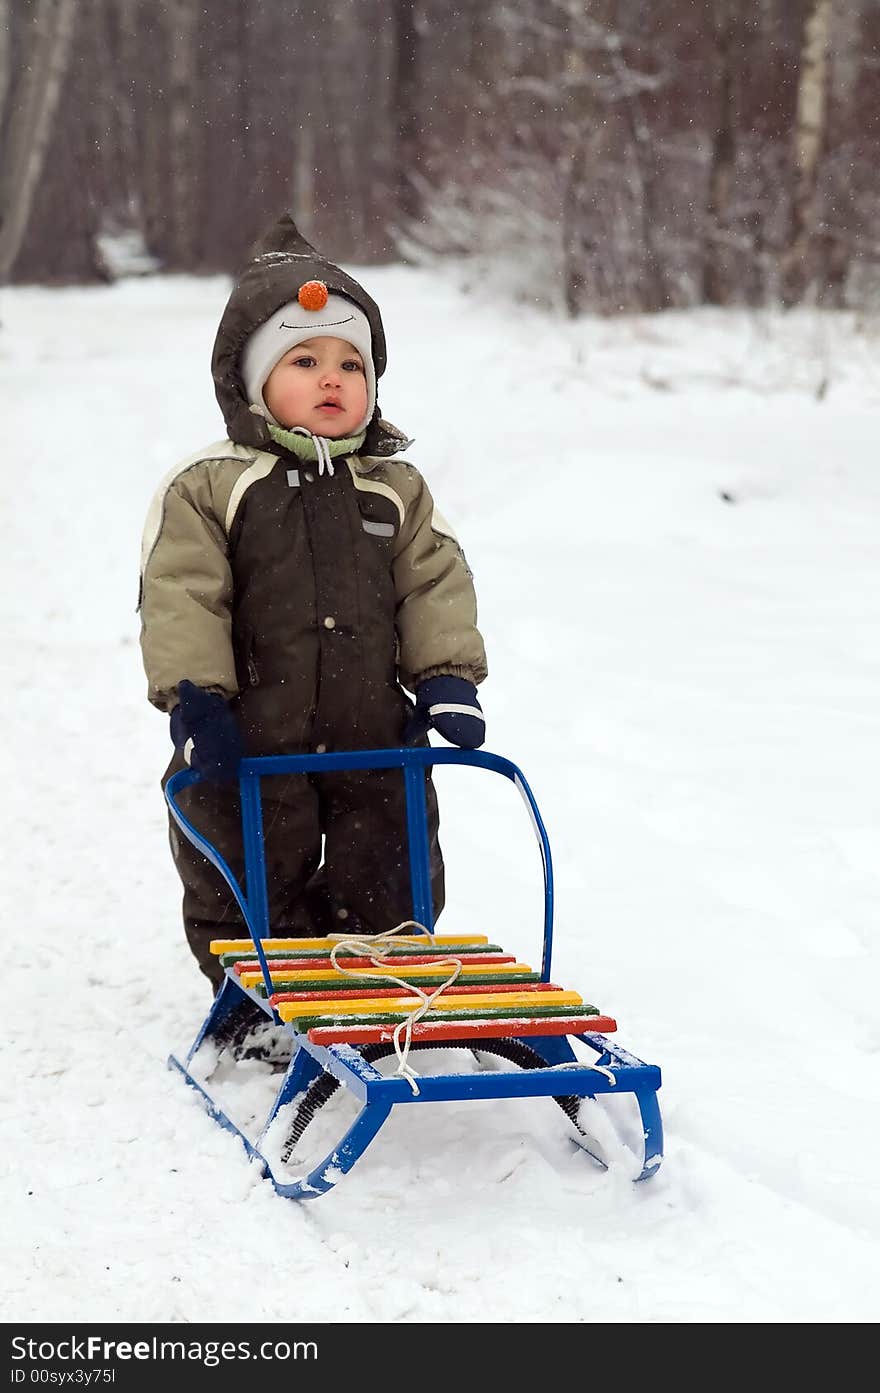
[2,267,879,1324]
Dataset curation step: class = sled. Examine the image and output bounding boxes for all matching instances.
[166,747,663,1198]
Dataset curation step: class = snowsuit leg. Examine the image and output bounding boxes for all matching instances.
[318,766,445,935]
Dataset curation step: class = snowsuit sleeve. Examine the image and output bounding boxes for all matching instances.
[139,460,239,712]
[391,464,488,693]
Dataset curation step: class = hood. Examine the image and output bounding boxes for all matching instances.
[211,213,402,453]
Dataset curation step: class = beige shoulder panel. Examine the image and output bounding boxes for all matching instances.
[140,440,277,574]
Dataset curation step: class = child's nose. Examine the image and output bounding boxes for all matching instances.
[319,364,342,385]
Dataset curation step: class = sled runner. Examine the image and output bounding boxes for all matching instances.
[166,747,663,1199]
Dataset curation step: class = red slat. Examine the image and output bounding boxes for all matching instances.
[307,1015,618,1046]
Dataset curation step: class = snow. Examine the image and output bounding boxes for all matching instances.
[2,267,880,1325]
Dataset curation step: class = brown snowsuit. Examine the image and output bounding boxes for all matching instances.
[138,216,487,987]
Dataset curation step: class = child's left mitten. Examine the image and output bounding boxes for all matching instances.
[404,675,485,749]
[169,679,243,781]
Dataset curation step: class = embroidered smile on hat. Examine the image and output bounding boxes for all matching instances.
[241,282,376,434]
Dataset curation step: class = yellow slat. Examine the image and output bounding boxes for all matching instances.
[239,961,532,989]
[276,989,583,1022]
[209,934,490,956]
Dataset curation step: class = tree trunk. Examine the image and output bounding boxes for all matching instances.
[611,55,669,313]
[292,124,316,239]
[560,31,594,318]
[166,0,199,269]
[781,0,833,306]
[112,0,144,234]
[0,0,10,138]
[0,0,77,283]
[392,0,421,233]
[562,140,592,317]
[702,2,738,305]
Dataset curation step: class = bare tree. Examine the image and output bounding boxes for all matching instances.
[782,0,834,304]
[559,27,597,317]
[166,0,200,269]
[391,0,421,232]
[604,24,670,313]
[703,1,740,304]
[0,0,10,138]
[0,0,874,312]
[0,0,77,282]
[418,0,672,314]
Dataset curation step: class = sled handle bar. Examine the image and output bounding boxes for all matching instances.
[165,747,555,1001]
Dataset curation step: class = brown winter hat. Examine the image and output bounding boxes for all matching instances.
[211,213,387,450]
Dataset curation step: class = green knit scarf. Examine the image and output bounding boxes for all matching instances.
[267,422,366,460]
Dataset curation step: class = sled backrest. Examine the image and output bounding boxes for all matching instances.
[165,747,555,1002]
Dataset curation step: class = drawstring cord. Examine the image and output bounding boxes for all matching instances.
[327,922,463,1094]
[290,426,335,476]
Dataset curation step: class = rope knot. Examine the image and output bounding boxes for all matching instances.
[327,921,463,1094]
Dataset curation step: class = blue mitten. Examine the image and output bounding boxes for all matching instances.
[170,679,243,780]
[404,675,485,749]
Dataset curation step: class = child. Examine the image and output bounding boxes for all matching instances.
[139,214,488,989]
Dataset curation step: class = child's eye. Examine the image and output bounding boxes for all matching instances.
[342,360,363,372]
[292,355,316,368]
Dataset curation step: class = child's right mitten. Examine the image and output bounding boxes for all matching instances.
[169,679,243,781]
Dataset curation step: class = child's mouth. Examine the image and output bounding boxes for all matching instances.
[317,401,342,412]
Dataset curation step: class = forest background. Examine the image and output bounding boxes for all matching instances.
[1,0,878,317]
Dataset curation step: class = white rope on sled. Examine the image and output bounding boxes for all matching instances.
[327,921,463,1094]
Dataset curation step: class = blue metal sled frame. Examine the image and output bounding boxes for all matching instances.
[166,748,663,1198]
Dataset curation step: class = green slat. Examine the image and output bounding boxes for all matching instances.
[220,944,505,967]
[257,970,541,998]
[292,1004,600,1032]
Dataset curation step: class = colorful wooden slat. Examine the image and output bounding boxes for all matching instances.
[213,937,617,1053]
[240,960,531,987]
[233,953,515,976]
[219,943,506,966]
[256,971,541,997]
[276,989,582,1022]
[210,934,490,956]
[306,1015,618,1046]
[291,1005,600,1032]
[269,981,565,1006]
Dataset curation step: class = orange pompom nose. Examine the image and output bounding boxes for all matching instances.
[297,280,329,311]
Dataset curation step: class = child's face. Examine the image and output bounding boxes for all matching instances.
[263,335,369,437]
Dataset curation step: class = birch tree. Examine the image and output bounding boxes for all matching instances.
[0,0,77,282]
[782,0,833,304]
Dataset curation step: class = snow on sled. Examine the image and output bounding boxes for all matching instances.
[166,746,663,1199]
